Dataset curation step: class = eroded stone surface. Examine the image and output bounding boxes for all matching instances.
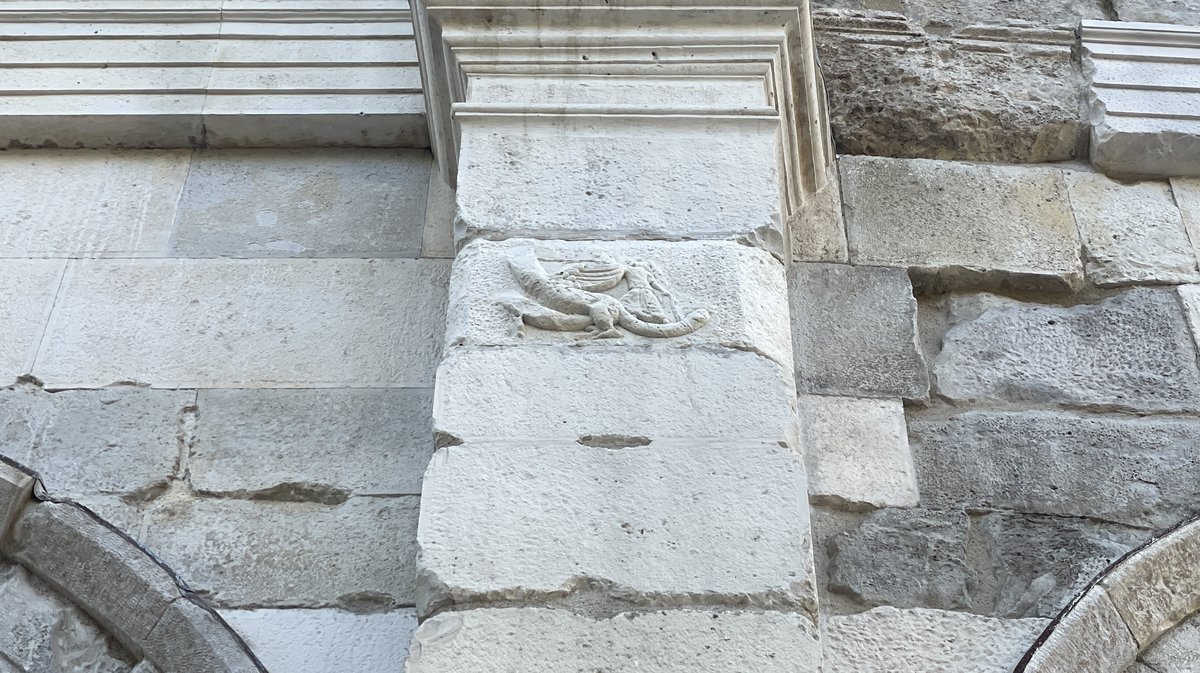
[0,260,64,382]
[141,599,260,673]
[1137,611,1200,673]
[1024,588,1138,673]
[1102,523,1200,648]
[222,608,417,673]
[1174,179,1200,264]
[813,1,1105,31]
[1111,0,1200,24]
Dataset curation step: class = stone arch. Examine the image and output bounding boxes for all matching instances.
[0,457,266,673]
[1014,514,1200,672]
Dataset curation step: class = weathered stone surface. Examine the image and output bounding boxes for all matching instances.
[909,410,1200,529]
[170,150,430,258]
[406,608,822,672]
[0,150,188,257]
[817,26,1083,164]
[222,608,417,673]
[1138,611,1200,673]
[825,606,1049,673]
[0,384,188,499]
[141,599,260,673]
[790,262,927,398]
[980,513,1149,619]
[0,561,135,673]
[1024,588,1138,673]
[0,460,34,542]
[1102,522,1200,648]
[1111,0,1200,24]
[798,395,918,509]
[1065,171,1198,287]
[418,442,813,615]
[934,289,1200,413]
[829,508,971,610]
[0,260,64,382]
[841,156,1083,291]
[1181,285,1200,355]
[435,347,795,444]
[421,159,456,259]
[1176,179,1200,266]
[35,258,450,389]
[142,496,418,609]
[190,388,433,498]
[812,1,1105,32]
[790,170,848,263]
[448,239,791,367]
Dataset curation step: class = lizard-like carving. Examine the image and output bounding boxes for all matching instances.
[502,248,709,339]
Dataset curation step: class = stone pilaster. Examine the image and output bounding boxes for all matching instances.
[407,1,833,668]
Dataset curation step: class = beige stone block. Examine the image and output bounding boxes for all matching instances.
[799,395,917,509]
[222,608,417,673]
[0,259,64,382]
[34,258,450,389]
[406,608,821,673]
[1066,171,1199,287]
[841,156,1083,291]
[417,442,813,614]
[1024,588,1138,673]
[0,150,189,257]
[1138,612,1200,672]
[1101,522,1200,648]
[446,239,791,367]
[434,347,796,444]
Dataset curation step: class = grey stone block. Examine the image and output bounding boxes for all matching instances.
[829,508,971,610]
[1102,521,1200,649]
[0,260,64,383]
[812,1,1106,32]
[170,149,430,258]
[1139,612,1200,672]
[190,388,433,498]
[0,460,34,543]
[790,262,928,399]
[934,289,1200,413]
[1111,0,1200,24]
[220,608,417,673]
[142,598,261,673]
[1024,588,1138,673]
[909,410,1200,529]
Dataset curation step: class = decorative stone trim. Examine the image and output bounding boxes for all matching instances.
[0,457,265,673]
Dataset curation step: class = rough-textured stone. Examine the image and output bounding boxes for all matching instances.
[812,1,1106,32]
[418,442,813,614]
[1111,0,1200,24]
[1065,171,1198,287]
[934,289,1200,413]
[448,239,791,367]
[841,156,1083,291]
[1102,522,1200,649]
[221,608,416,673]
[798,395,918,509]
[1181,285,1200,355]
[1138,611,1200,672]
[0,150,188,257]
[0,460,34,542]
[421,158,456,259]
[142,496,418,609]
[406,608,822,672]
[825,606,1049,673]
[909,410,1200,529]
[817,25,1083,164]
[190,388,433,497]
[790,169,849,263]
[141,599,261,673]
[170,150,430,258]
[0,260,64,382]
[829,508,971,610]
[1024,588,1138,673]
[1174,179,1200,263]
[980,513,1149,619]
[0,384,189,499]
[35,258,450,389]
[790,262,927,398]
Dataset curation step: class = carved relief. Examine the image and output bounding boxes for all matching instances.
[502,248,709,339]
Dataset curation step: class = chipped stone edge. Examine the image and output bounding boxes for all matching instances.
[1014,514,1200,673]
[0,456,266,673]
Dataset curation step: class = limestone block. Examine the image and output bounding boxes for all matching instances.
[790,262,927,398]
[190,389,433,498]
[434,347,796,444]
[980,513,1149,619]
[1138,612,1200,672]
[909,410,1200,529]
[1182,285,1200,352]
[824,606,1049,673]
[1065,171,1199,286]
[455,115,786,251]
[141,599,260,673]
[446,239,791,367]
[934,289,1200,413]
[0,461,33,543]
[841,156,1083,291]
[406,608,822,673]
[221,608,417,673]
[142,496,418,609]
[790,169,849,263]
[0,384,189,500]
[1110,0,1200,25]
[797,395,918,509]
[421,159,456,259]
[417,442,814,614]
[1024,588,1138,673]
[1175,179,1200,263]
[829,508,971,610]
[169,150,430,258]
[1102,525,1200,648]
[812,1,1106,32]
[34,258,450,389]
[0,260,64,382]
[0,150,189,257]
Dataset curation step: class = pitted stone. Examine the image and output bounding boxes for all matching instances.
[1110,0,1200,24]
[813,2,1106,32]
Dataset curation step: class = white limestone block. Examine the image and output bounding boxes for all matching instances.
[34,258,450,389]
[1174,178,1200,264]
[446,239,791,367]
[406,608,821,673]
[824,606,1048,673]
[0,150,189,257]
[420,157,456,259]
[434,347,795,444]
[0,259,63,382]
[798,395,918,509]
[1101,523,1200,648]
[1024,588,1138,673]
[1065,171,1199,286]
[417,442,814,614]
[222,608,417,673]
